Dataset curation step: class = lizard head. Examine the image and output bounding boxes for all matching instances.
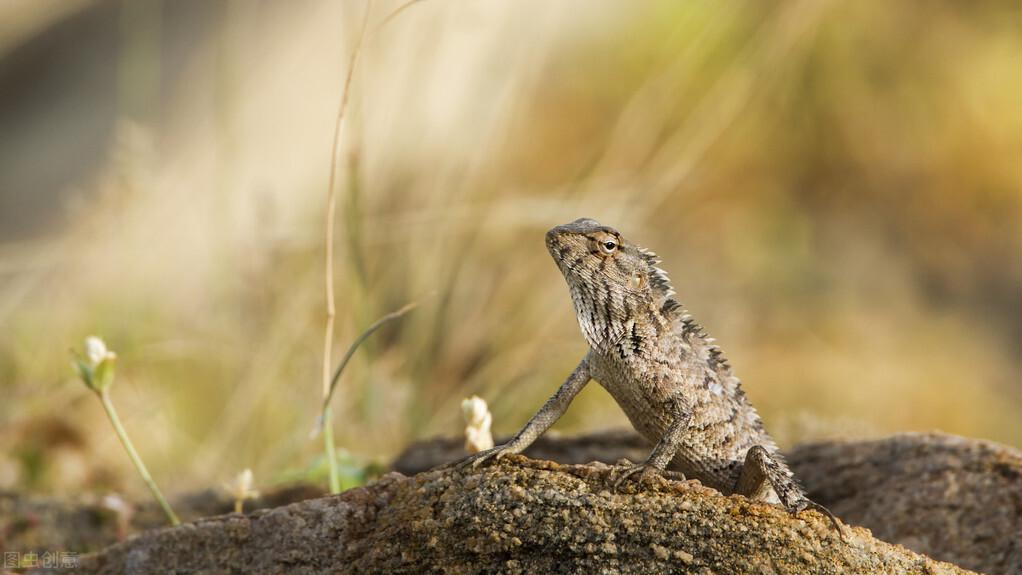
[546,218,676,348]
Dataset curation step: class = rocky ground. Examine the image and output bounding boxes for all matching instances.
[78,456,968,574]
[9,431,1021,574]
[394,431,1022,574]
[0,484,326,556]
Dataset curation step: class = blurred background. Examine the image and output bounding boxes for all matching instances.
[1,0,1021,498]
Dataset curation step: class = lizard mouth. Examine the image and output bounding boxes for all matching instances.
[545,227,573,269]
[545,227,561,254]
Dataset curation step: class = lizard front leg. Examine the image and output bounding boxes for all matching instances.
[612,396,691,489]
[459,354,591,469]
[734,445,845,539]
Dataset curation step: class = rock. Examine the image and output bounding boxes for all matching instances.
[1,483,326,555]
[789,433,1022,575]
[392,431,1022,575]
[76,456,972,574]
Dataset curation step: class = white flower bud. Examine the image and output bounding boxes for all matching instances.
[461,396,489,427]
[84,336,109,366]
[102,493,132,515]
[237,469,255,495]
[461,396,493,453]
[225,468,260,513]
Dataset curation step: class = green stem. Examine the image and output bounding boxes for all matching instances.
[323,405,341,493]
[98,390,180,525]
[322,300,422,412]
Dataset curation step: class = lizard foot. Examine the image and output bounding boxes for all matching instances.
[456,444,516,470]
[736,445,846,543]
[789,499,846,542]
[611,462,660,491]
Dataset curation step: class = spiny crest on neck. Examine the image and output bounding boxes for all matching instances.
[636,248,732,372]
[637,246,677,307]
[673,305,732,372]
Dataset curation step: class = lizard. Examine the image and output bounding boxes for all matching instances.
[461,218,843,537]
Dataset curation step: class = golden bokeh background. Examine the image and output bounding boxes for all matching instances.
[2,0,1021,496]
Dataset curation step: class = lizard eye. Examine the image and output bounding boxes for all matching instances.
[599,240,618,255]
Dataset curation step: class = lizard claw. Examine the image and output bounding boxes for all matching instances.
[611,462,658,491]
[456,445,514,470]
[790,499,846,542]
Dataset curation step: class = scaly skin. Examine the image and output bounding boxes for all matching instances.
[461,218,842,537]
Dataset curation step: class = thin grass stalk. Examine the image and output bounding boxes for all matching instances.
[98,390,180,525]
[322,1,372,494]
[322,300,423,412]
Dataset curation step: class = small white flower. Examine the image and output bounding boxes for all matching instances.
[224,468,260,513]
[238,469,255,493]
[461,396,489,427]
[461,396,493,453]
[230,468,258,498]
[84,336,109,366]
[101,493,135,540]
[75,336,118,392]
[102,493,132,515]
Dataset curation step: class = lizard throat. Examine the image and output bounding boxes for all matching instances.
[568,281,661,354]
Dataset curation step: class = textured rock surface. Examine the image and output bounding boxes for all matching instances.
[394,431,1022,575]
[76,455,972,575]
[1,484,325,555]
[790,433,1022,575]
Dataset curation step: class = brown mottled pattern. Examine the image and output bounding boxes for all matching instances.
[464,218,840,534]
